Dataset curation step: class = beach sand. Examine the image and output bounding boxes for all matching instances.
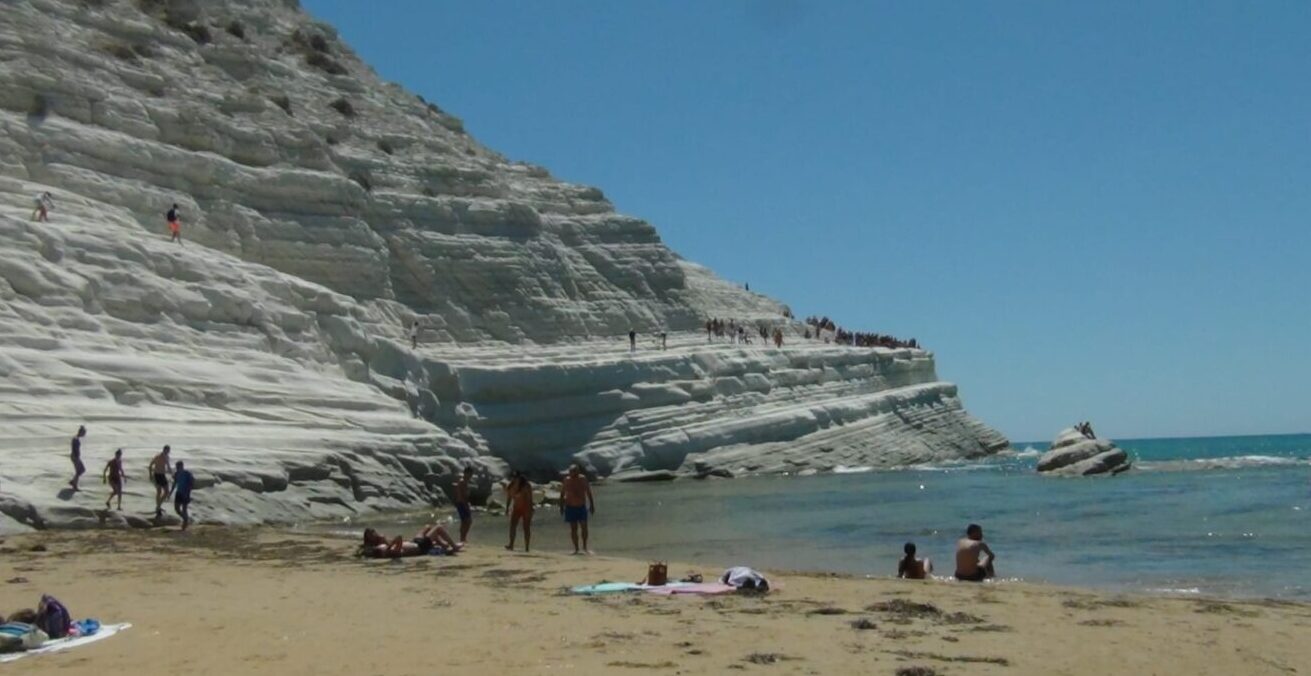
[2,528,1308,675]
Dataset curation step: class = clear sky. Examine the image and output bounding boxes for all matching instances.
[303,0,1310,442]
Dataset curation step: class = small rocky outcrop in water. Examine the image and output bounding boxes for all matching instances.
[1036,428,1131,476]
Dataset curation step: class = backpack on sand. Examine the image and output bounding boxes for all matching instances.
[36,594,71,639]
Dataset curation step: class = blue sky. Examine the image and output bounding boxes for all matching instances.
[304,0,1310,442]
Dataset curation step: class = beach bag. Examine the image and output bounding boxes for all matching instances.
[645,562,668,586]
[36,594,72,639]
[0,622,48,652]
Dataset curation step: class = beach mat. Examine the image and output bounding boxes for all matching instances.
[0,623,131,663]
[570,582,693,595]
[644,583,737,596]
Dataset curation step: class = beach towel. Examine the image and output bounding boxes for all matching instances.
[643,582,737,596]
[0,623,130,663]
[570,582,694,596]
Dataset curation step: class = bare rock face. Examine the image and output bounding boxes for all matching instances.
[0,0,1008,531]
[1037,429,1131,476]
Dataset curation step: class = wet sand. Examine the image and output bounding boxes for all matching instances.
[2,528,1308,675]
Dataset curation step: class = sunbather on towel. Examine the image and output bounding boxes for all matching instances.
[360,525,461,558]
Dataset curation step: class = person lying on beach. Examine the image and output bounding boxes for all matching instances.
[954,524,996,582]
[360,525,460,558]
[897,542,932,580]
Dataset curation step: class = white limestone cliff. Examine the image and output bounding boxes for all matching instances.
[0,0,1008,531]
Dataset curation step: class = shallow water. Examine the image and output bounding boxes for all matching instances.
[345,434,1311,599]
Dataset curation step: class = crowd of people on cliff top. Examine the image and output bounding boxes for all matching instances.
[64,425,196,530]
[803,316,919,349]
[704,318,785,348]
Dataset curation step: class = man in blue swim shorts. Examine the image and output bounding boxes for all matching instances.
[560,463,596,555]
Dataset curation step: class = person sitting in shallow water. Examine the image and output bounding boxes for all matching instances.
[954,524,996,582]
[360,524,460,558]
[897,542,932,580]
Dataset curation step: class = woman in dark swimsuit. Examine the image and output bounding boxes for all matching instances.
[103,449,125,511]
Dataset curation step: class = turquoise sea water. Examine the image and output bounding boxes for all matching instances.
[356,434,1311,599]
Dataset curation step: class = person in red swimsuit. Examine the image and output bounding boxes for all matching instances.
[504,472,534,552]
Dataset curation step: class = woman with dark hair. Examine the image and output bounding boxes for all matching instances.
[360,524,460,558]
[504,471,535,552]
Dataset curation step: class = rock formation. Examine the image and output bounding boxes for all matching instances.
[0,0,1008,531]
[1036,429,1131,476]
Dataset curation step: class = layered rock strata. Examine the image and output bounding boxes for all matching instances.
[1037,429,1131,476]
[0,0,1008,531]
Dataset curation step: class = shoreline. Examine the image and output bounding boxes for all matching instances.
[3,527,1308,675]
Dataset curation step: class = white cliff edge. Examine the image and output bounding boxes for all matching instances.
[0,0,1008,531]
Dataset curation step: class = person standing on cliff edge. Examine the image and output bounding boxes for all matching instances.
[166,203,182,245]
[68,425,87,491]
[561,464,595,555]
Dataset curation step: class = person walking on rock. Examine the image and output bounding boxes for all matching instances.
[166,203,182,245]
[68,425,87,491]
[32,192,54,222]
[148,445,173,517]
[628,329,636,353]
[102,449,125,511]
[170,460,195,530]
[453,466,474,544]
[410,320,419,350]
[560,464,595,555]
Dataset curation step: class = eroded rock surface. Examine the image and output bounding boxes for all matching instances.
[1037,429,1130,476]
[0,0,1007,530]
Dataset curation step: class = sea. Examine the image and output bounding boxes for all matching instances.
[346,434,1311,600]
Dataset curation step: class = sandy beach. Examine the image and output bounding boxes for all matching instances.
[2,528,1307,676]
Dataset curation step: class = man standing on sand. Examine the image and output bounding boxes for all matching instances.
[954,523,997,582]
[453,466,474,544]
[148,445,173,517]
[166,203,182,245]
[103,449,125,511]
[69,425,87,491]
[170,460,195,530]
[560,464,595,555]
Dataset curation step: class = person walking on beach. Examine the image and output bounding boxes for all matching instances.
[170,460,195,530]
[560,464,595,555]
[897,542,932,580]
[102,449,125,511]
[453,466,474,544]
[410,320,419,350]
[954,524,996,582]
[628,329,637,353]
[68,425,87,491]
[504,472,534,552]
[32,192,54,222]
[166,203,182,245]
[148,446,173,517]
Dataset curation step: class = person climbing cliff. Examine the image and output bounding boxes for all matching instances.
[32,192,53,222]
[166,203,182,245]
